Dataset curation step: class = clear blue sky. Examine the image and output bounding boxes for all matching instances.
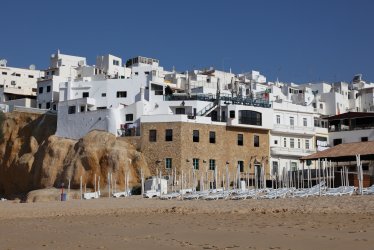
[1,0,373,83]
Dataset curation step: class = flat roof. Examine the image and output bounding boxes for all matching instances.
[300,141,374,161]
[327,112,374,121]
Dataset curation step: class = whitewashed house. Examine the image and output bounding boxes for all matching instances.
[0,59,44,108]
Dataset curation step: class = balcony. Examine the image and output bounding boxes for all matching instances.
[164,94,271,108]
[272,124,315,135]
[271,146,316,157]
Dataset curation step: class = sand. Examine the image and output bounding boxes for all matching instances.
[0,195,373,249]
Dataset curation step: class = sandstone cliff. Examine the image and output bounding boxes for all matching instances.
[0,111,149,198]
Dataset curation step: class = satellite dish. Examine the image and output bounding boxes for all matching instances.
[0,59,7,67]
[29,64,36,70]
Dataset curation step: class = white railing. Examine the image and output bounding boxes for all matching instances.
[273,124,315,133]
[271,146,316,156]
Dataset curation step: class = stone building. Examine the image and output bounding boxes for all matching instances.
[139,115,270,179]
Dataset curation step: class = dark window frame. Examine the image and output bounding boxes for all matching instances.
[254,135,260,147]
[165,158,172,169]
[126,114,133,121]
[116,91,127,98]
[239,110,262,126]
[149,130,157,142]
[165,129,173,141]
[209,131,216,144]
[237,134,244,146]
[193,130,199,142]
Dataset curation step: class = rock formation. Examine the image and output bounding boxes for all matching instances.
[0,111,150,199]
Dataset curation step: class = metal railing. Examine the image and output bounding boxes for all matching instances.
[164,94,271,108]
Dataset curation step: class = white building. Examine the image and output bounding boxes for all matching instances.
[55,56,169,139]
[269,100,328,176]
[0,59,44,108]
[37,51,87,110]
[328,112,374,146]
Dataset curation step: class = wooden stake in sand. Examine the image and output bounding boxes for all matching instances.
[94,174,97,193]
[68,178,71,201]
[80,176,82,200]
[107,172,110,198]
[98,176,101,196]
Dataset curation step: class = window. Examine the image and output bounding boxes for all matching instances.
[134,72,138,76]
[291,162,297,171]
[68,106,76,114]
[39,87,43,94]
[274,140,278,145]
[209,131,216,143]
[165,129,173,141]
[193,158,199,170]
[28,75,34,78]
[209,159,216,171]
[290,117,294,126]
[113,60,120,66]
[314,118,319,127]
[165,158,172,169]
[80,106,85,112]
[126,114,133,121]
[229,110,235,118]
[283,138,287,147]
[272,161,279,175]
[298,139,301,148]
[276,115,280,124]
[333,138,342,146]
[144,71,149,75]
[303,118,307,127]
[47,86,51,92]
[15,73,21,77]
[46,102,51,109]
[11,80,16,85]
[175,108,185,114]
[305,139,310,149]
[149,130,157,142]
[361,137,368,142]
[83,92,89,98]
[362,164,369,171]
[320,103,323,109]
[116,91,127,98]
[237,134,243,146]
[1,72,7,75]
[238,161,244,172]
[101,93,106,97]
[193,130,199,142]
[51,70,55,75]
[239,110,262,126]
[290,138,295,148]
[254,135,259,147]
[32,88,37,92]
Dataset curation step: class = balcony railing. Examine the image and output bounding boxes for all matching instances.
[271,146,316,156]
[164,94,271,108]
[329,124,374,132]
[273,124,315,133]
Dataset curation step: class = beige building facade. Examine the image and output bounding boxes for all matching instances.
[140,121,270,179]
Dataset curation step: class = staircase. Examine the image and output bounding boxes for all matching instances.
[196,102,217,117]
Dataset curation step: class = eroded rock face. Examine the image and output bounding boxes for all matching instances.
[0,111,149,198]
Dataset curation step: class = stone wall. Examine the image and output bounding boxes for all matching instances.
[141,122,270,179]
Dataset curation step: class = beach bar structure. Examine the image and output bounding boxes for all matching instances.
[300,141,374,190]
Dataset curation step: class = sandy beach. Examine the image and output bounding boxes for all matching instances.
[0,196,373,249]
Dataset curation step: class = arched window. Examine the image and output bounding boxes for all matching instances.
[238,110,262,126]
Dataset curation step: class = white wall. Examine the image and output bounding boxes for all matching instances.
[329,129,374,145]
